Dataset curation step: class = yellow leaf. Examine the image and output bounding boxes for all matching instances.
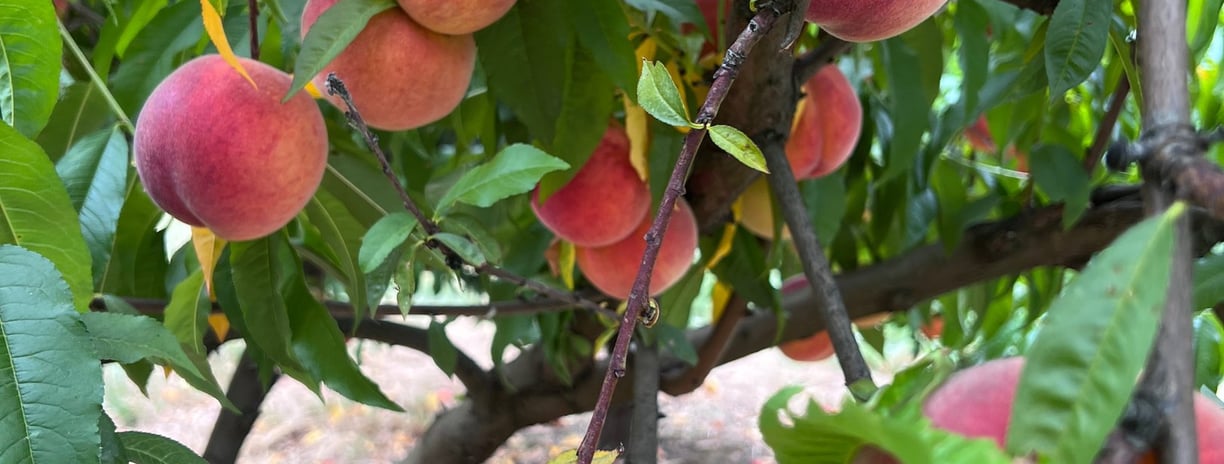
[191,226,228,299]
[547,449,620,464]
[162,365,173,379]
[710,280,732,322]
[705,222,737,269]
[559,240,576,290]
[305,81,323,99]
[623,94,650,181]
[208,313,230,342]
[635,38,657,71]
[665,60,691,128]
[200,0,257,89]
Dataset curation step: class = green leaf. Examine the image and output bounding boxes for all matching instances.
[393,249,418,316]
[117,431,208,464]
[162,270,210,354]
[0,0,62,137]
[287,0,396,100]
[1193,310,1224,392]
[654,323,698,366]
[359,212,418,273]
[1029,144,1092,228]
[564,0,637,96]
[110,1,205,115]
[99,413,129,464]
[637,60,692,127]
[537,46,616,201]
[99,177,168,298]
[1044,0,1110,97]
[801,172,846,248]
[229,236,312,384]
[880,23,941,181]
[56,126,129,288]
[432,232,487,267]
[1188,0,1224,58]
[79,311,234,410]
[0,123,94,310]
[428,320,459,377]
[304,191,371,316]
[435,144,569,213]
[1194,253,1224,309]
[475,0,572,145]
[0,245,103,464]
[37,82,112,161]
[1006,204,1185,463]
[708,124,768,173]
[283,263,402,410]
[760,387,1012,464]
[440,215,503,265]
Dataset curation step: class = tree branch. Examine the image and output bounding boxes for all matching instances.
[98,295,608,319]
[659,296,747,395]
[792,36,851,86]
[247,0,259,61]
[322,74,614,320]
[203,348,276,464]
[576,5,787,461]
[1084,76,1130,173]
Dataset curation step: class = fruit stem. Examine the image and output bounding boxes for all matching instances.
[576,4,786,463]
[58,19,133,133]
[322,74,618,321]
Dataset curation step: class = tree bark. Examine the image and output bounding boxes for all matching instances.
[203,350,278,464]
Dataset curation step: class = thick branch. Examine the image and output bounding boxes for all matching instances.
[1132,0,1199,460]
[203,349,276,464]
[792,37,851,86]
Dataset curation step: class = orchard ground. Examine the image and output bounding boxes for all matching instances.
[102,316,909,463]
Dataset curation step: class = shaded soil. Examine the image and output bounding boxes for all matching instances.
[104,319,903,463]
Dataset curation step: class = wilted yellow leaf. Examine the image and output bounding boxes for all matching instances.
[547,449,620,464]
[624,94,650,181]
[710,280,732,322]
[191,226,228,299]
[305,81,323,98]
[200,0,257,89]
[559,240,576,290]
[706,222,737,269]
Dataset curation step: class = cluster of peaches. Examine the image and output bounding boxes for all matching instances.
[132,0,512,241]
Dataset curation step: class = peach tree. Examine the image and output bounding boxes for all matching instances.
[5,0,1224,462]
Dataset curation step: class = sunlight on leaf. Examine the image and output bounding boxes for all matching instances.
[199,0,256,89]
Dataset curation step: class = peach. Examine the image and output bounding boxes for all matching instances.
[302,0,475,131]
[532,124,651,247]
[778,276,892,362]
[787,64,862,180]
[575,199,698,299]
[805,0,948,43]
[965,115,997,153]
[395,0,516,35]
[133,55,328,241]
[917,357,1224,462]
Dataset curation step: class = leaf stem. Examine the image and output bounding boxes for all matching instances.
[58,19,133,132]
[576,4,785,463]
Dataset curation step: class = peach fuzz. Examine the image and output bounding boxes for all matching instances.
[575,199,698,299]
[531,124,651,247]
[395,0,516,35]
[302,0,475,131]
[787,64,862,180]
[805,0,948,43]
[133,55,328,241]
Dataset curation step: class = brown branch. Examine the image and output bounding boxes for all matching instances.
[247,0,259,61]
[322,74,614,319]
[575,5,786,461]
[792,36,852,86]
[659,296,747,395]
[1084,77,1130,172]
[203,348,277,464]
[1131,0,1200,459]
[761,142,874,395]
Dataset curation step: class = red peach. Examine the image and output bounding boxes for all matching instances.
[395,0,516,35]
[804,0,948,43]
[787,64,862,180]
[575,199,698,299]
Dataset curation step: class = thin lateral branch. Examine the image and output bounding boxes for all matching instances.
[792,36,851,85]
[96,295,608,319]
[322,74,613,319]
[761,144,875,395]
[575,5,786,463]
[247,0,259,61]
[1083,77,1130,172]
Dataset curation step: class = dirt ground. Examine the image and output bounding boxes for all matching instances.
[103,318,906,463]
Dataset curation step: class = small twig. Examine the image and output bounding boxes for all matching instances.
[247,0,259,61]
[792,36,852,86]
[57,20,133,132]
[322,74,615,320]
[1084,77,1130,172]
[575,4,786,462]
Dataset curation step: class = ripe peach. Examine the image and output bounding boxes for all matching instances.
[302,0,475,131]
[395,0,516,35]
[920,315,944,339]
[965,116,996,153]
[532,124,650,247]
[804,0,948,43]
[575,199,698,299]
[787,64,862,180]
[920,357,1224,462]
[133,55,328,241]
[778,276,892,362]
